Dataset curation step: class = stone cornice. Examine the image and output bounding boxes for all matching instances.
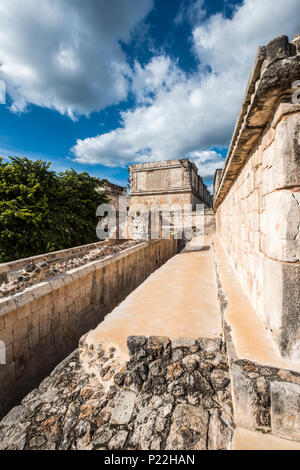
[214,35,300,210]
[130,189,191,195]
[129,159,191,172]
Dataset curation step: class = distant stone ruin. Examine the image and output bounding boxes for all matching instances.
[129,159,212,210]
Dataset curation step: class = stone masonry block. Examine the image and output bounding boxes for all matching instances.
[13,290,34,309]
[266,36,290,63]
[27,311,40,331]
[13,337,29,359]
[271,381,300,441]
[271,113,300,190]
[0,297,17,317]
[28,326,40,351]
[39,311,50,340]
[3,310,17,329]
[0,362,16,390]
[16,304,31,321]
[261,190,300,263]
[13,318,28,341]
[0,327,13,346]
[230,363,259,431]
[282,263,300,360]
[263,258,300,358]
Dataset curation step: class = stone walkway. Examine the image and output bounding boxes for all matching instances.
[215,237,300,373]
[233,428,300,450]
[86,235,222,356]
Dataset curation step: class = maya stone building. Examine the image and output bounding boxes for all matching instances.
[129,159,212,210]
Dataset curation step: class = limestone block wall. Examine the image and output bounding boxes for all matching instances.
[0,238,179,419]
[214,35,300,360]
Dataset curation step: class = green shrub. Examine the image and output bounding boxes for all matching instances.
[0,157,108,262]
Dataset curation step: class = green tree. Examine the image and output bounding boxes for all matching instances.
[0,157,108,263]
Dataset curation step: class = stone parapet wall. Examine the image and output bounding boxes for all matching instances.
[0,239,116,285]
[214,35,300,359]
[0,240,140,298]
[0,238,179,420]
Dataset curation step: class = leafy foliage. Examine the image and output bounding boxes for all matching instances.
[0,157,108,262]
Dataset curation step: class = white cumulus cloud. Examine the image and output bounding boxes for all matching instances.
[72,0,299,178]
[0,0,153,118]
[187,150,225,179]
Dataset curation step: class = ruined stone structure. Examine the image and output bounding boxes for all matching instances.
[127,159,212,241]
[0,35,300,450]
[98,181,127,211]
[129,159,212,210]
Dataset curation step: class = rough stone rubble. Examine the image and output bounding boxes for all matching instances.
[0,335,234,450]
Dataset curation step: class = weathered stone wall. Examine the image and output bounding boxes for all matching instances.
[0,239,179,420]
[223,319,300,442]
[129,159,212,209]
[214,36,300,360]
[128,208,216,241]
[0,240,115,285]
[130,192,194,211]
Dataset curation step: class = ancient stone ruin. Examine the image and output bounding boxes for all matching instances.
[129,159,212,210]
[0,34,299,450]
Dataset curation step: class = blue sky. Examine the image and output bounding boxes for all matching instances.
[0,0,298,192]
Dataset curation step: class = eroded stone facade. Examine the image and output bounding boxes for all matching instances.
[129,159,212,210]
